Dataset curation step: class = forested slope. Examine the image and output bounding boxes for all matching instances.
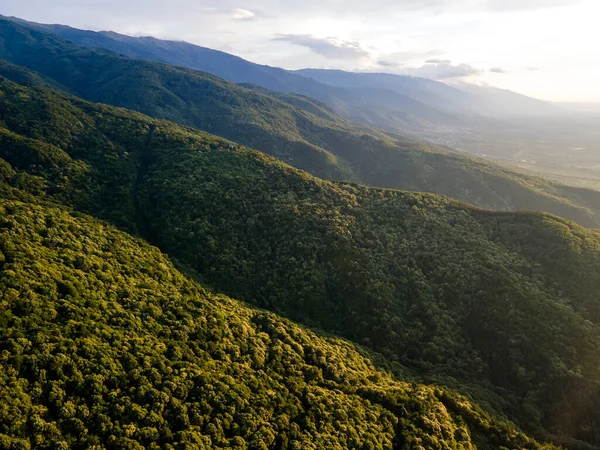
[2,199,559,449]
[2,18,600,229]
[1,78,600,447]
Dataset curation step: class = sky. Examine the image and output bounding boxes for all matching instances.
[1,0,599,102]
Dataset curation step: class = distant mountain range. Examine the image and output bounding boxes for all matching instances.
[298,69,560,118]
[0,15,560,134]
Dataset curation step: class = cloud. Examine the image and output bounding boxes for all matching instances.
[485,0,580,12]
[377,59,402,68]
[196,7,263,22]
[426,58,452,64]
[402,62,482,79]
[272,34,370,60]
[375,50,444,68]
[490,67,507,73]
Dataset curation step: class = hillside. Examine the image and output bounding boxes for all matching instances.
[0,58,71,94]
[0,197,562,449]
[1,78,600,447]
[1,18,600,230]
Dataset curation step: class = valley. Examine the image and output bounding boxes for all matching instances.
[422,112,600,191]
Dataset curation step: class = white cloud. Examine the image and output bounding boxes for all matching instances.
[196,7,263,22]
[402,62,482,79]
[272,34,370,60]
[377,59,401,67]
[374,50,445,67]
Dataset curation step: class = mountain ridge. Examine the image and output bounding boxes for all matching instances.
[8,14,559,122]
[297,68,559,118]
[0,14,503,131]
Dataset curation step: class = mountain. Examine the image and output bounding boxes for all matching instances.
[451,82,562,117]
[1,77,600,447]
[0,14,494,132]
[297,69,560,118]
[295,68,472,113]
[2,17,600,231]
[7,15,557,123]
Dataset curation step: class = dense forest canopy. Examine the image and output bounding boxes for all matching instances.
[1,77,600,447]
[0,199,561,449]
[2,17,600,230]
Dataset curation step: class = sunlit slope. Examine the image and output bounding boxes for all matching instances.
[2,199,562,449]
